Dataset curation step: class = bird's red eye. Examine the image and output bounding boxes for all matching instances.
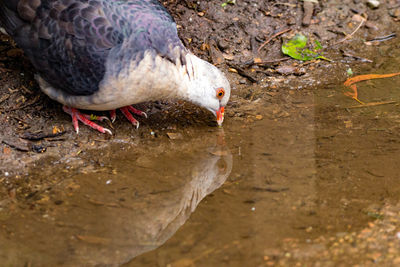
[217,88,225,99]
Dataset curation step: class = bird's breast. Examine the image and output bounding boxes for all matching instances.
[86,51,188,110]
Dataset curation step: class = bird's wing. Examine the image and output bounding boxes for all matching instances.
[0,0,186,96]
[0,0,123,96]
[115,0,187,66]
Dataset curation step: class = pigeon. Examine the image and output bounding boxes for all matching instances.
[0,0,231,134]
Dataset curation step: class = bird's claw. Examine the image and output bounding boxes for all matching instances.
[110,106,147,129]
[120,106,140,128]
[110,110,117,123]
[63,105,147,134]
[103,128,113,135]
[63,106,113,135]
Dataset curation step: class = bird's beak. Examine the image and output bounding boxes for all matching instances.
[216,106,225,126]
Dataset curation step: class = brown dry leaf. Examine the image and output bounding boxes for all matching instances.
[169,258,195,267]
[210,150,228,156]
[167,132,183,140]
[200,43,209,51]
[67,182,81,191]
[3,147,11,155]
[344,120,352,128]
[222,53,234,60]
[6,48,23,57]
[52,126,62,134]
[88,199,119,207]
[36,195,50,204]
[253,57,262,64]
[228,68,238,73]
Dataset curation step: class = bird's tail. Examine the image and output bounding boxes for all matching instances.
[0,0,24,36]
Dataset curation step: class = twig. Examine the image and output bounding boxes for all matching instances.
[226,62,258,83]
[258,28,291,53]
[341,50,373,63]
[332,17,366,46]
[6,95,40,111]
[0,94,10,105]
[244,57,290,67]
[347,101,396,109]
[21,131,66,141]
[273,3,297,7]
[8,115,29,125]
[2,139,30,152]
[367,33,396,42]
[254,57,291,65]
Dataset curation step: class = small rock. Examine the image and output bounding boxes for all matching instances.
[217,39,229,51]
[276,65,306,76]
[367,0,380,9]
[389,8,400,18]
[222,53,234,60]
[365,21,379,30]
[351,14,365,23]
[276,65,297,75]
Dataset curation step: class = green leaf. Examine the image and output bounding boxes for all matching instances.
[282,33,331,61]
[221,0,235,7]
[347,68,353,76]
[314,40,323,50]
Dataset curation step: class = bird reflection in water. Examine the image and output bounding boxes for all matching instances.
[0,130,232,266]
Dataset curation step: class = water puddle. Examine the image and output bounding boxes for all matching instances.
[1,47,400,266]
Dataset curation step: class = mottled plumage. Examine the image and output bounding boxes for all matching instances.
[0,0,230,133]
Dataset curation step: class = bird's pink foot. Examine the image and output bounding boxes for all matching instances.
[110,106,148,128]
[124,105,148,118]
[63,106,112,135]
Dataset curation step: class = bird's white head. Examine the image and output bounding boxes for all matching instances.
[184,54,231,126]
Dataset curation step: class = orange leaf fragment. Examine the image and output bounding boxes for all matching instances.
[343,72,400,104]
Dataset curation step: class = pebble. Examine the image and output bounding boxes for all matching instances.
[217,39,229,51]
[367,0,380,9]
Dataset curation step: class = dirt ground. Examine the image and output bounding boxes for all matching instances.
[0,0,398,172]
[1,0,400,266]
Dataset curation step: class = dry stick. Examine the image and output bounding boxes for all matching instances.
[273,2,297,7]
[254,57,290,64]
[258,28,291,53]
[302,1,314,26]
[341,50,373,63]
[6,95,40,111]
[347,101,397,109]
[243,57,290,67]
[0,94,10,105]
[332,17,366,46]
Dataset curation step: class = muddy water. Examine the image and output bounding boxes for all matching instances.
[2,53,400,266]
